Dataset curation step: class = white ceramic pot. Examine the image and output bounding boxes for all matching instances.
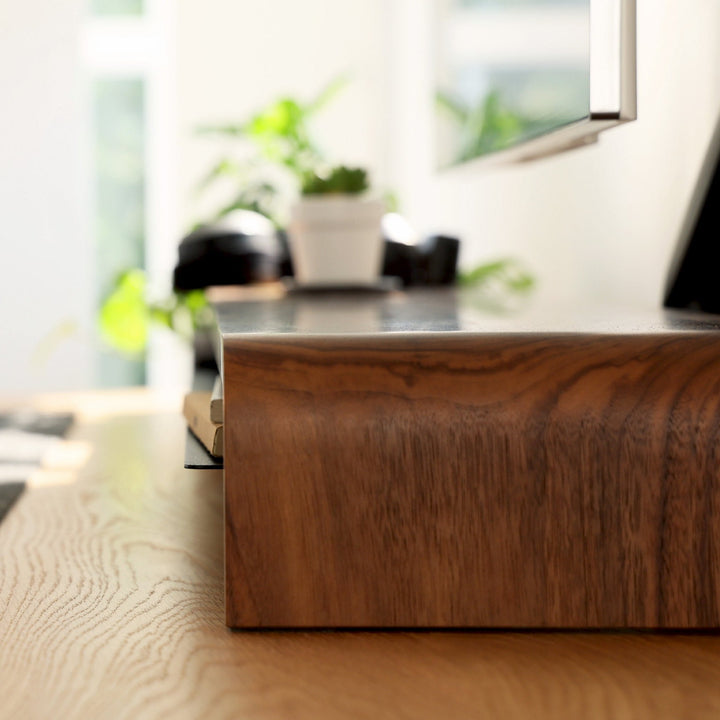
[288,196,385,286]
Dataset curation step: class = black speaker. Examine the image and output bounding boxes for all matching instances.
[173,224,284,291]
[381,234,460,287]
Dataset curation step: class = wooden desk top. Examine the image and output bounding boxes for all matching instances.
[2,390,720,719]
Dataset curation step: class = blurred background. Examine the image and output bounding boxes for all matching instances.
[1,0,719,394]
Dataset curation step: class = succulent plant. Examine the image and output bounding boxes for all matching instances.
[301,165,370,196]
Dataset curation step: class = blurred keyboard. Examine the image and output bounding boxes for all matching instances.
[0,411,74,525]
[0,482,25,523]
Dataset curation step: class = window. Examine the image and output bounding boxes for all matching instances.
[83,0,176,386]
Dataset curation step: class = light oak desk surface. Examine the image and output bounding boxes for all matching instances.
[2,389,720,720]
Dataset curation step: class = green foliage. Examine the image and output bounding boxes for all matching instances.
[99,78,364,357]
[383,190,400,214]
[458,259,536,314]
[301,165,370,195]
[99,270,149,354]
[238,97,322,177]
[437,87,585,163]
[198,75,347,181]
[213,181,280,225]
[193,76,351,226]
[459,258,535,292]
[99,269,213,356]
[437,90,525,160]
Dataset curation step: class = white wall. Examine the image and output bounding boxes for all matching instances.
[388,0,720,307]
[0,0,93,394]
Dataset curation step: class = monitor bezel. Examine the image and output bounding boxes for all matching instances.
[436,0,637,167]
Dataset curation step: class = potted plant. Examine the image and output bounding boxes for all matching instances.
[288,165,385,286]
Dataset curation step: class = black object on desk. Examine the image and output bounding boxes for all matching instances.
[383,235,460,287]
[665,112,720,313]
[185,429,223,470]
[174,224,285,291]
[173,220,460,292]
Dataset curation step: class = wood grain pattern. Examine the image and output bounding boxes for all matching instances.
[223,332,720,628]
[4,392,720,719]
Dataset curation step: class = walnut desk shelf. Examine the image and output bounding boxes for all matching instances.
[209,286,720,630]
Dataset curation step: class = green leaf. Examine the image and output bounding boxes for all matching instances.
[248,98,301,137]
[99,269,150,354]
[195,123,247,137]
[212,181,280,226]
[383,190,400,213]
[437,88,531,160]
[436,91,470,124]
[195,157,242,194]
[459,258,535,292]
[195,78,347,189]
[307,75,350,115]
[99,269,215,356]
[183,289,209,313]
[458,259,536,315]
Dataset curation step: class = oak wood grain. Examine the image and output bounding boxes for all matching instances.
[223,332,720,628]
[3,391,720,719]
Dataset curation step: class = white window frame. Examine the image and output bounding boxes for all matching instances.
[82,0,184,388]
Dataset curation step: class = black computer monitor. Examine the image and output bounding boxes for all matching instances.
[664,112,720,313]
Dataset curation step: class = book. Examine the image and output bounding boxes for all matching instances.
[183,392,223,459]
[210,375,223,424]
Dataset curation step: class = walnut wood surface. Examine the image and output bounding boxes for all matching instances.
[4,391,720,719]
[223,331,720,628]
